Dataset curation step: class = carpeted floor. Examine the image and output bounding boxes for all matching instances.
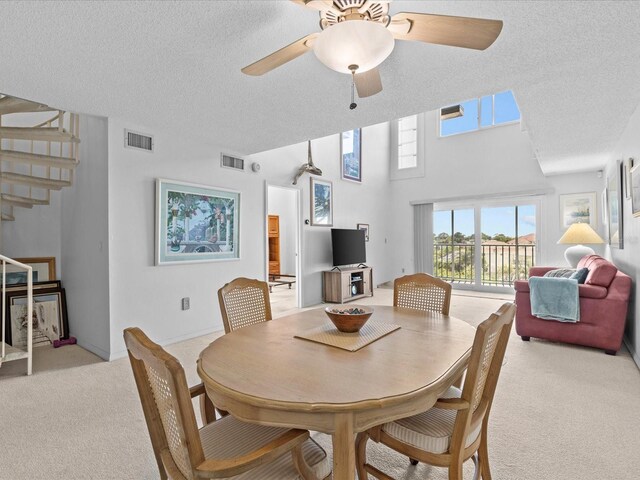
[1,289,639,479]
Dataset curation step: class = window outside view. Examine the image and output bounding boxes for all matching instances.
[440,90,521,137]
[433,205,536,287]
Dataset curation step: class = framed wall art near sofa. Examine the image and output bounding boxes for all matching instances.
[631,162,640,217]
[606,161,624,248]
[559,192,597,229]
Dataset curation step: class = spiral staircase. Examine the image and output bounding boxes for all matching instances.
[0,94,80,225]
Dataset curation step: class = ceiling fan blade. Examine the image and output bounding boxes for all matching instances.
[355,67,383,98]
[241,33,319,76]
[390,12,503,50]
[290,0,339,13]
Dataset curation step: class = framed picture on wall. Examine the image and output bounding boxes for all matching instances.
[357,223,370,242]
[156,179,240,265]
[630,162,640,217]
[606,161,624,249]
[341,128,361,182]
[559,192,597,229]
[310,177,333,226]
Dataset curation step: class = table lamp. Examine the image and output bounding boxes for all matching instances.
[557,222,605,267]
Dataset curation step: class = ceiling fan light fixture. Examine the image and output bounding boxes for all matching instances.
[312,20,394,74]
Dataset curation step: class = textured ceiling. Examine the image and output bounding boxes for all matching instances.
[1,1,639,175]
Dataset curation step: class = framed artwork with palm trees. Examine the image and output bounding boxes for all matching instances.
[310,177,333,226]
[156,179,240,265]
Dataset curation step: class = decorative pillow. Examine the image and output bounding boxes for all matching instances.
[569,267,589,284]
[543,268,575,278]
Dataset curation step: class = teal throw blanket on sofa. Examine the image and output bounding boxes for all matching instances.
[529,276,580,322]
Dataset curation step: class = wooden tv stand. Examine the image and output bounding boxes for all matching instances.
[323,266,373,304]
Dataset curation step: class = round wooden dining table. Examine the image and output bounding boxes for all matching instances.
[197,305,476,480]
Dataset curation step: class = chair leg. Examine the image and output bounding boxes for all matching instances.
[409,457,419,465]
[520,336,530,341]
[291,444,320,480]
[355,432,370,480]
[478,430,492,480]
[604,349,616,356]
[471,453,479,480]
[449,457,464,480]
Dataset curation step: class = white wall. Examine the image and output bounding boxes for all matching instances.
[61,115,110,359]
[267,186,296,276]
[604,102,640,368]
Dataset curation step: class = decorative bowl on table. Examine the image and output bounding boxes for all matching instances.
[324,305,373,333]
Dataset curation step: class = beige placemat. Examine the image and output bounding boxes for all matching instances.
[295,322,401,352]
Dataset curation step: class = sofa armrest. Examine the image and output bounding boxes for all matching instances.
[528,266,560,277]
[514,280,530,293]
[578,284,608,299]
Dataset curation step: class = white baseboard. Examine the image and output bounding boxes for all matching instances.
[77,340,110,361]
[623,336,640,371]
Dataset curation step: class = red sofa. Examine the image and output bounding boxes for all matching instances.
[514,255,631,355]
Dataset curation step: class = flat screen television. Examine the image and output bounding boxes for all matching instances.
[331,228,366,267]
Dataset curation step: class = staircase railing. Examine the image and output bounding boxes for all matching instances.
[1,254,33,375]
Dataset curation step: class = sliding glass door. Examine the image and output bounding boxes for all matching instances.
[433,202,538,289]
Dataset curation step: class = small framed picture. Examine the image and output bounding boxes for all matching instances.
[341,129,361,182]
[631,162,640,217]
[624,157,634,200]
[606,161,624,248]
[559,192,597,229]
[357,223,370,242]
[310,177,333,226]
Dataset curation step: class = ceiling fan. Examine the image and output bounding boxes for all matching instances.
[242,0,503,105]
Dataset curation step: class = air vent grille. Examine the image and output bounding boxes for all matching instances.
[221,154,245,171]
[124,129,154,152]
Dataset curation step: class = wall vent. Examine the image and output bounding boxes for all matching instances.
[440,104,464,120]
[124,129,154,152]
[220,153,245,171]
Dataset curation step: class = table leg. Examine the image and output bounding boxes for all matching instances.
[332,413,356,480]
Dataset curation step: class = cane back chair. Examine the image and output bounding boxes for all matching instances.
[393,273,453,315]
[124,327,330,480]
[356,302,516,480]
[218,277,272,334]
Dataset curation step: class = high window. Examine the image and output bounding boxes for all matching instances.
[440,90,520,137]
[397,114,417,169]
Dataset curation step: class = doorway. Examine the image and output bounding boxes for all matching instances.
[266,184,301,313]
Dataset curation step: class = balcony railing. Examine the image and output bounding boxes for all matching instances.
[434,243,535,287]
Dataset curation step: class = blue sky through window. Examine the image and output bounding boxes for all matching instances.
[434,205,536,238]
[440,90,520,137]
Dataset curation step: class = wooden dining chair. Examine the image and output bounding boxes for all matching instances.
[356,302,516,480]
[218,277,273,334]
[124,327,330,480]
[393,273,452,315]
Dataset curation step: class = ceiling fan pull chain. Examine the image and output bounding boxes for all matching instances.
[349,65,357,110]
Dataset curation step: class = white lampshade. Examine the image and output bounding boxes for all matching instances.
[557,222,604,267]
[312,20,395,74]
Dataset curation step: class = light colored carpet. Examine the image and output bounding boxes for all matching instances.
[1,289,639,479]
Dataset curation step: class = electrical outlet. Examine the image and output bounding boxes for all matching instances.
[181,297,190,311]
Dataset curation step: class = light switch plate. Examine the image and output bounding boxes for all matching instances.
[181,297,190,311]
